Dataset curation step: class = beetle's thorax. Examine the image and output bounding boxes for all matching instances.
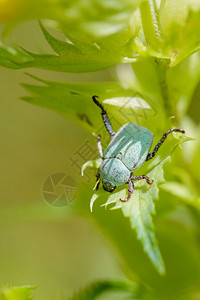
[100,158,130,192]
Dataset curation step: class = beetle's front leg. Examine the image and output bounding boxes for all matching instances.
[131,175,154,185]
[146,128,185,161]
[120,179,134,202]
[97,135,104,159]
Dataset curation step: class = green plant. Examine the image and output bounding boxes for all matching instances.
[1,0,200,299]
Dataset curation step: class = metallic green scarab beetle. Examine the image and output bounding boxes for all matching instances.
[92,95,185,202]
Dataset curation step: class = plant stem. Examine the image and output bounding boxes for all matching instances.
[140,0,161,51]
[155,58,175,119]
[140,0,174,120]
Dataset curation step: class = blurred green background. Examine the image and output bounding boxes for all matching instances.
[0,21,126,300]
[0,20,200,300]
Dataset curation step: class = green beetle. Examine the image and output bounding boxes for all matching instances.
[92,95,185,202]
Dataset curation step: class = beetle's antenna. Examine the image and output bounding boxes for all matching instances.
[92,95,115,138]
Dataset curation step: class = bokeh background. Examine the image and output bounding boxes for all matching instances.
[0,21,127,300]
[0,20,200,300]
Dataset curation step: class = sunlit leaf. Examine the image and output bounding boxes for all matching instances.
[139,131,193,175]
[92,158,168,275]
[118,55,200,125]
[138,0,200,65]
[85,130,190,274]
[21,74,156,134]
[159,0,200,66]
[0,22,137,72]
[1,286,36,300]
[1,0,144,38]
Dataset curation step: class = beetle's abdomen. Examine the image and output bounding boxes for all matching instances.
[100,158,130,187]
[104,123,154,171]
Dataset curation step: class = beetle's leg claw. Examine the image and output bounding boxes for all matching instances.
[120,196,130,202]
[120,180,134,202]
[148,178,154,185]
[120,190,133,202]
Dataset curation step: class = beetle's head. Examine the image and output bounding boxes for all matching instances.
[102,179,116,193]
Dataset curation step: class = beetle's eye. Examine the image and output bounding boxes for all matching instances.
[111,186,116,192]
[102,180,116,193]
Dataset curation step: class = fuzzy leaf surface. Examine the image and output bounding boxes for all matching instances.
[86,132,190,274]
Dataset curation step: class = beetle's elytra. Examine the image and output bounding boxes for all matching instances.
[92,95,185,202]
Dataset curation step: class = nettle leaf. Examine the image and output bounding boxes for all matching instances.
[91,158,168,275]
[68,280,140,300]
[0,22,136,72]
[83,131,191,274]
[139,0,200,65]
[1,286,36,300]
[21,74,158,134]
[166,51,200,118]
[59,0,144,39]
[159,0,200,66]
[1,0,143,38]
[121,54,200,125]
[139,131,193,175]
[0,41,33,69]
[21,75,130,133]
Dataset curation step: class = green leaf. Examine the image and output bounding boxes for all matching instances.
[85,131,191,274]
[68,280,140,300]
[2,0,200,69]
[59,0,144,39]
[140,0,162,52]
[94,158,168,275]
[1,0,144,38]
[1,286,36,300]
[139,131,193,175]
[138,0,200,65]
[129,57,165,117]
[21,74,148,134]
[166,52,200,118]
[159,0,200,66]
[128,53,200,123]
[21,73,166,139]
[0,41,33,69]
[0,22,136,72]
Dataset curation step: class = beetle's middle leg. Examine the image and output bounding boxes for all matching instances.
[146,128,185,161]
[131,175,154,185]
[120,179,134,202]
[120,174,153,202]
[92,95,115,138]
